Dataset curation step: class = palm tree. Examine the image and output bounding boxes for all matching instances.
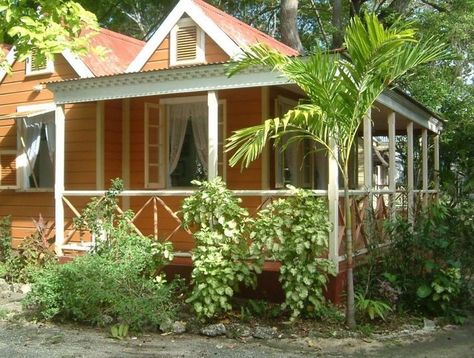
[225,13,448,328]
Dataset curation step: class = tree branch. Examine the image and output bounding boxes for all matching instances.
[420,0,447,12]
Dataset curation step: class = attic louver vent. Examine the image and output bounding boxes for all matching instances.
[30,50,48,72]
[176,26,198,62]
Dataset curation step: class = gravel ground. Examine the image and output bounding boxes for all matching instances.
[0,317,473,358]
[1,280,473,357]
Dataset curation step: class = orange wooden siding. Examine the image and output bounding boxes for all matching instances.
[0,55,98,244]
[104,100,123,184]
[140,34,229,72]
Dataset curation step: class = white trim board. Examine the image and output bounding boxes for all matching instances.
[48,64,291,104]
[126,0,241,73]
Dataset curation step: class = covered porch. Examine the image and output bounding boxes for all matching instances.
[47,63,443,272]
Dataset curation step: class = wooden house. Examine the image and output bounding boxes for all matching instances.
[0,0,442,300]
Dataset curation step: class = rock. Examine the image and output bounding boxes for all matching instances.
[101,315,114,325]
[227,323,252,338]
[0,278,9,291]
[423,318,436,331]
[20,284,31,295]
[200,323,226,337]
[172,321,186,334]
[252,326,277,340]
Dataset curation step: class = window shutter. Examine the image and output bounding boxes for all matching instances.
[176,25,197,62]
[0,151,18,189]
[145,104,166,188]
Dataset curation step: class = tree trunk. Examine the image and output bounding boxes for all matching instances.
[343,173,356,329]
[331,0,343,49]
[280,0,304,53]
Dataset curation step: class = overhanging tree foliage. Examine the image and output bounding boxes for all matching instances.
[225,13,448,328]
[0,0,99,70]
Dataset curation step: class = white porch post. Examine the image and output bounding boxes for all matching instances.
[261,86,270,190]
[434,134,440,192]
[122,99,130,210]
[407,122,414,223]
[328,137,339,272]
[207,90,219,180]
[363,109,373,191]
[388,112,396,218]
[422,128,429,205]
[54,104,66,256]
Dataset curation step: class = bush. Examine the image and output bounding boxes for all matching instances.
[24,234,179,331]
[181,178,260,319]
[251,187,336,320]
[365,197,474,322]
[0,215,55,283]
[24,180,180,331]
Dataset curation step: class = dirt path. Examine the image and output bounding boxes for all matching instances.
[0,317,473,358]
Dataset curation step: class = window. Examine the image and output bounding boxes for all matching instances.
[0,150,18,189]
[145,99,225,188]
[25,49,54,76]
[19,116,55,190]
[274,96,315,189]
[170,18,205,66]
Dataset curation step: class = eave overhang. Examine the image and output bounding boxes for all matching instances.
[46,63,290,105]
[46,62,443,134]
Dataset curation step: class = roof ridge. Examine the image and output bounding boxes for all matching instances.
[97,28,145,45]
[191,0,299,55]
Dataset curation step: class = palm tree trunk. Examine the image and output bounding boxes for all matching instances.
[343,171,356,328]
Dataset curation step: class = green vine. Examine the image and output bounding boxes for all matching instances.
[251,187,336,320]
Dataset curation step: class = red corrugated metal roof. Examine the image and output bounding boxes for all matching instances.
[81,28,145,76]
[192,0,299,56]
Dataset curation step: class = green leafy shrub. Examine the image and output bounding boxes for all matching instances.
[24,179,180,331]
[24,235,179,331]
[181,178,260,319]
[355,292,392,321]
[251,188,336,320]
[379,198,473,321]
[0,215,55,283]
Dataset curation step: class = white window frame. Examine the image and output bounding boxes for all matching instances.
[144,95,226,189]
[16,103,56,192]
[169,17,205,66]
[0,150,19,189]
[274,96,314,189]
[25,53,54,77]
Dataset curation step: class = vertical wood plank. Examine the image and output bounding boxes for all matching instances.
[388,112,396,218]
[208,90,219,180]
[122,99,130,210]
[54,104,65,255]
[328,137,339,272]
[422,128,428,206]
[96,101,104,190]
[407,122,414,223]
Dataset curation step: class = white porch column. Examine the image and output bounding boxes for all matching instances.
[407,122,414,223]
[54,104,66,256]
[96,101,104,190]
[261,87,270,190]
[328,137,339,272]
[388,112,396,218]
[122,99,130,210]
[422,128,429,205]
[434,134,440,192]
[363,108,373,190]
[207,90,219,180]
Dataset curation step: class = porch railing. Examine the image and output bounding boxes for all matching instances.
[57,188,438,267]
